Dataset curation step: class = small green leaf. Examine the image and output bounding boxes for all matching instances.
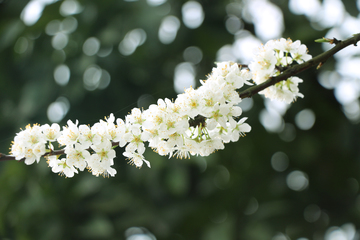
[315,38,330,43]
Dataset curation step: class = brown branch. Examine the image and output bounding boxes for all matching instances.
[238,33,360,99]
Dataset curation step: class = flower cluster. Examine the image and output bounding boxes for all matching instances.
[9,38,313,178]
[51,115,121,177]
[249,38,312,103]
[138,61,252,160]
[10,62,253,178]
[10,123,60,165]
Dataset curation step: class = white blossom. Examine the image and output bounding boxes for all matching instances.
[249,38,311,103]
[41,123,61,142]
[17,38,325,177]
[123,151,151,168]
[47,155,78,178]
[65,143,90,171]
[10,124,46,164]
[57,120,80,147]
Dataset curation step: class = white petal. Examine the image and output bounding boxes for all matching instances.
[143,159,151,168]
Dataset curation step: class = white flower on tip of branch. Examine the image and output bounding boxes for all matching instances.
[249,38,312,103]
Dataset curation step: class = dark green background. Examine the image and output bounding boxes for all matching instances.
[0,0,359,239]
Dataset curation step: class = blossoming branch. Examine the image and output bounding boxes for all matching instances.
[1,34,359,178]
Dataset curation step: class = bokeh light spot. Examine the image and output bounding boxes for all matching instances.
[54,64,70,86]
[259,109,284,132]
[60,0,83,16]
[334,80,360,105]
[226,16,243,34]
[304,204,321,223]
[47,97,70,123]
[243,0,284,41]
[147,0,166,6]
[286,170,309,191]
[83,65,102,91]
[317,0,345,29]
[295,109,316,130]
[183,46,203,64]
[98,69,111,90]
[97,45,113,58]
[324,224,356,240]
[181,1,204,29]
[174,62,195,94]
[318,70,340,89]
[119,29,147,56]
[83,37,101,56]
[343,100,360,122]
[272,232,289,240]
[14,37,29,54]
[45,20,61,36]
[243,197,259,215]
[61,16,78,33]
[125,227,156,240]
[337,57,360,79]
[271,151,289,172]
[289,0,321,21]
[158,15,180,44]
[265,98,289,116]
[216,44,237,62]
[20,0,47,26]
[238,98,253,112]
[232,31,262,64]
[52,32,69,50]
[278,123,296,142]
[226,2,242,17]
[51,49,66,63]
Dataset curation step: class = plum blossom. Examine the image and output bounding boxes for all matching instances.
[9,36,313,178]
[249,38,311,103]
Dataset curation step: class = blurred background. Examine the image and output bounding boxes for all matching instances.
[1,0,360,239]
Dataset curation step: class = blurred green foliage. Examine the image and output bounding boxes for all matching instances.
[1,0,360,239]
